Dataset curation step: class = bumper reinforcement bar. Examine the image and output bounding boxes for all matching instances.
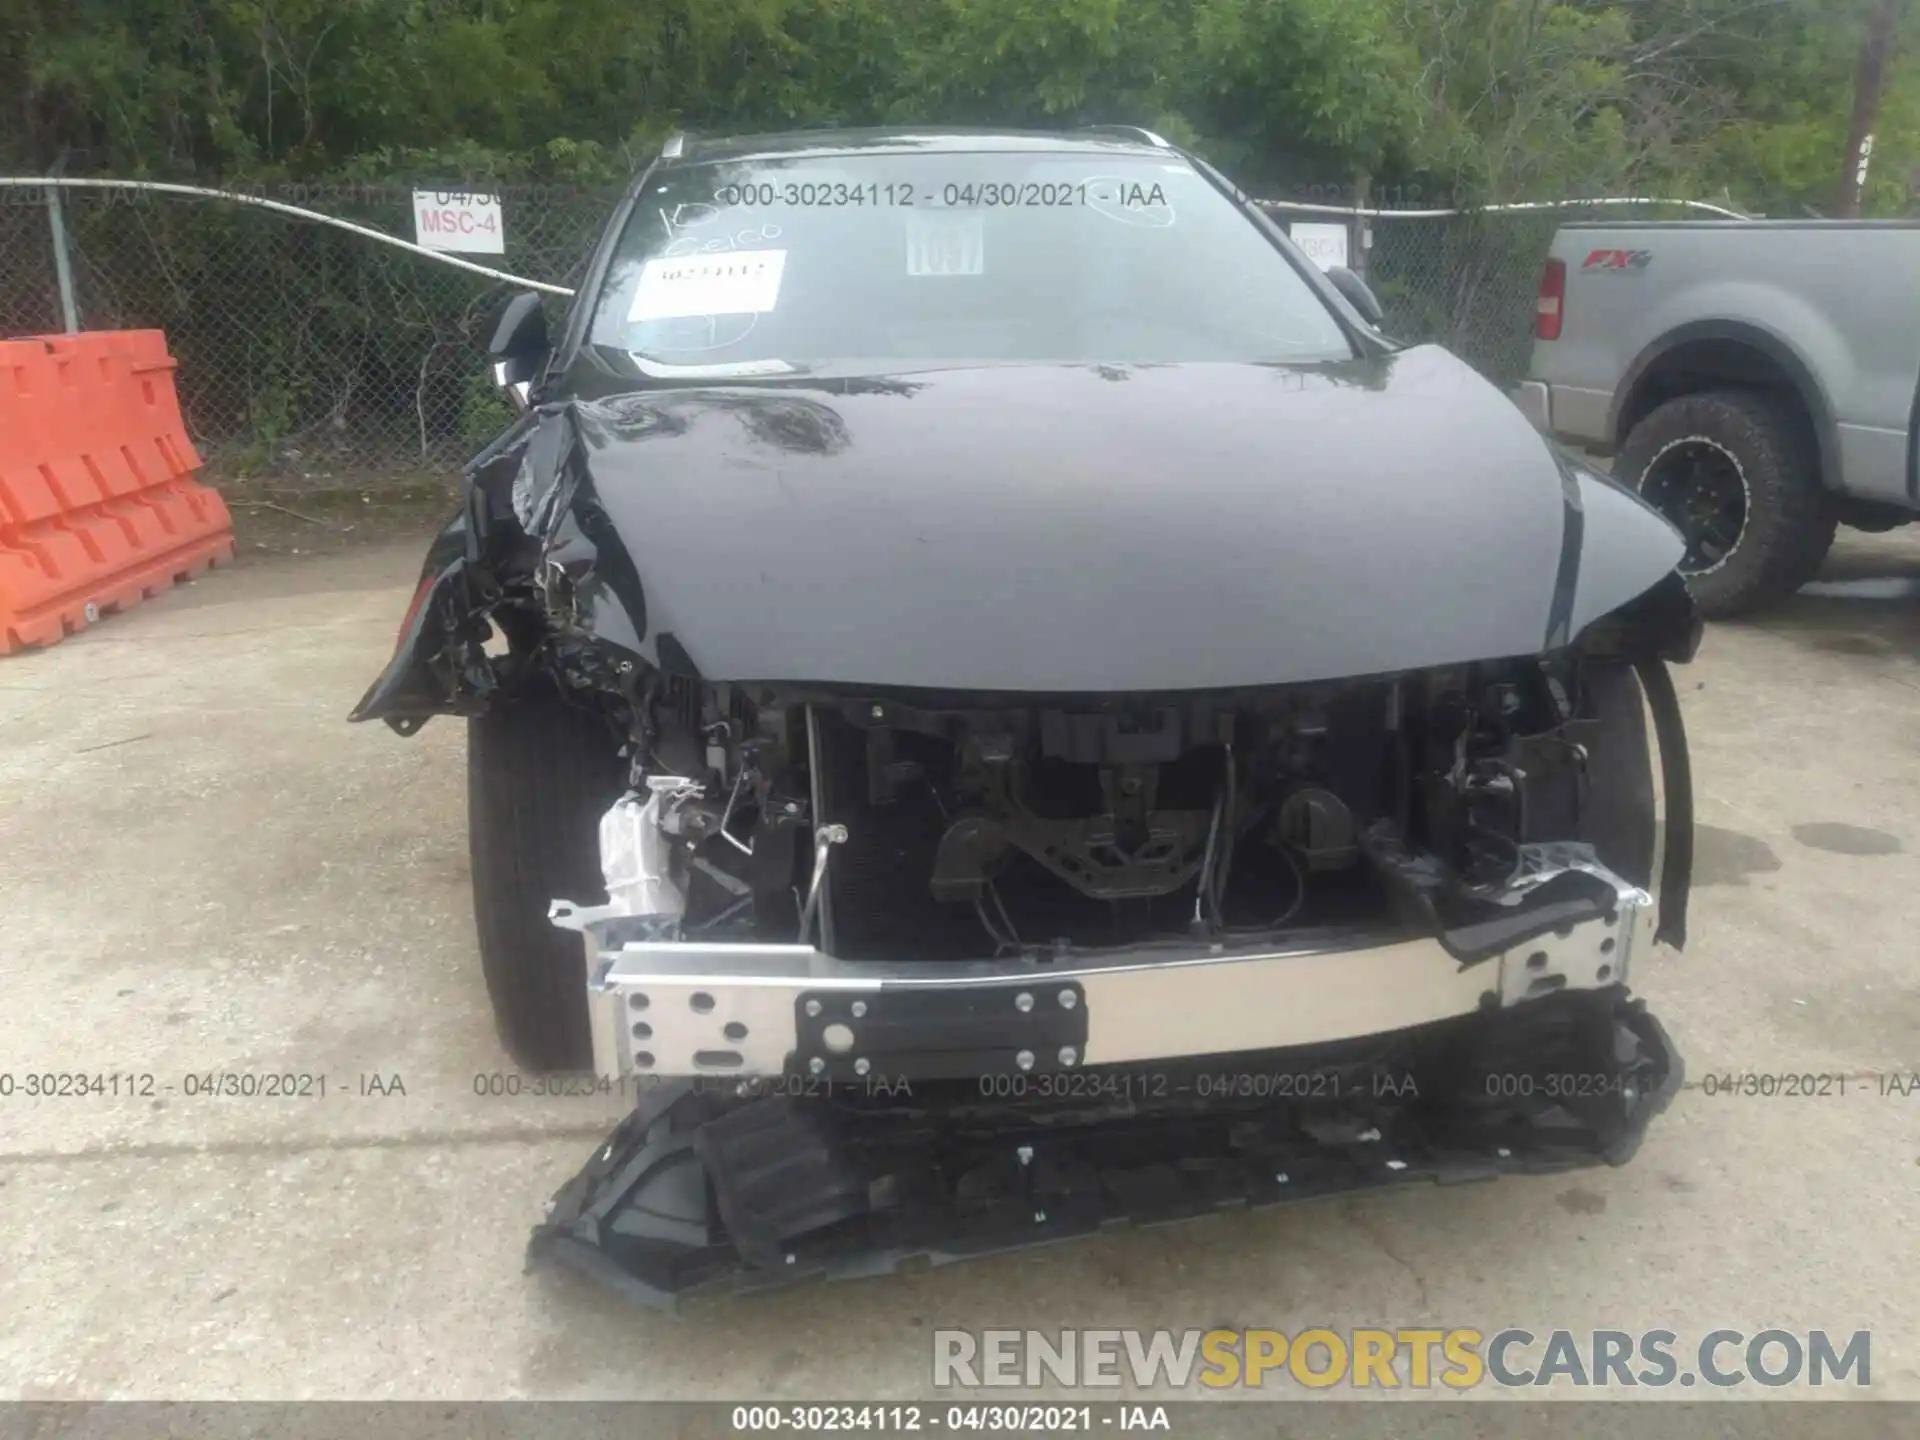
[577,843,1655,1084]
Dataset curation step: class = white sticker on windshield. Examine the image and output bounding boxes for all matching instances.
[628,250,787,322]
[906,211,984,276]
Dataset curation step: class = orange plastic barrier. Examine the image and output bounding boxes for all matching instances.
[0,330,233,653]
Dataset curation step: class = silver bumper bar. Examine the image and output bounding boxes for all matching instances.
[581,862,1656,1082]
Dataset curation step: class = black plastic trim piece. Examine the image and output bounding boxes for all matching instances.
[528,994,1685,1311]
[1544,452,1586,649]
[1633,656,1694,949]
[794,982,1088,1082]
[1359,821,1622,967]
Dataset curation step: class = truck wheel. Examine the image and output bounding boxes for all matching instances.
[468,682,629,1071]
[1616,389,1834,618]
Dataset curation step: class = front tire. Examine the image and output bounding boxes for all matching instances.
[468,682,629,1071]
[1523,662,1655,888]
[1571,662,1656,889]
[1616,389,1834,618]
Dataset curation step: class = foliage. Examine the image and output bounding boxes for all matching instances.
[1393,0,1642,202]
[1190,0,1422,183]
[5,0,1906,212]
[5,0,1909,481]
[1682,0,1920,215]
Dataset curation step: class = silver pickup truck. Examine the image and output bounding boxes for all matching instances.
[1515,220,1920,615]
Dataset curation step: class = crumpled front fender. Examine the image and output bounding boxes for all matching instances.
[347,415,537,731]
[347,527,475,733]
[349,402,665,732]
[1561,451,1690,645]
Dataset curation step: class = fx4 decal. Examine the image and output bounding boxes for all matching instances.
[1582,248,1653,271]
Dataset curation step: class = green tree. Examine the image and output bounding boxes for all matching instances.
[5,0,1906,212]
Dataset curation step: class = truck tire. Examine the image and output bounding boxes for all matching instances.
[1573,663,1656,890]
[468,682,630,1071]
[1616,389,1834,618]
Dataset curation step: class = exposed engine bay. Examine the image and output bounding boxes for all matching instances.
[516,639,1695,1308]
[551,647,1691,984]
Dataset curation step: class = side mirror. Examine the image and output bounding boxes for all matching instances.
[489,292,551,410]
[1326,265,1386,330]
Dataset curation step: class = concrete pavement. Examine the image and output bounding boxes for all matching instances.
[1,530,1916,1400]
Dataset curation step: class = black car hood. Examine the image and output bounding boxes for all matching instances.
[556,348,1681,691]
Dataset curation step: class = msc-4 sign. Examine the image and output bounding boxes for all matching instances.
[1582,248,1653,272]
[413,191,505,254]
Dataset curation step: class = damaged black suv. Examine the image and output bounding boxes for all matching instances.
[354,127,1699,1306]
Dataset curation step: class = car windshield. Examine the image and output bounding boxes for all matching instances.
[586,149,1355,373]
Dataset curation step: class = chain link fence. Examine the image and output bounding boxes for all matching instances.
[2,182,610,481]
[0,189,64,338]
[1364,209,1566,392]
[0,179,1575,482]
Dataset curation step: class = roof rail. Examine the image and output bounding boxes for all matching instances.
[1079,125,1170,149]
[660,131,687,159]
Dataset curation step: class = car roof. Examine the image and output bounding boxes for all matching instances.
[669,126,1177,166]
